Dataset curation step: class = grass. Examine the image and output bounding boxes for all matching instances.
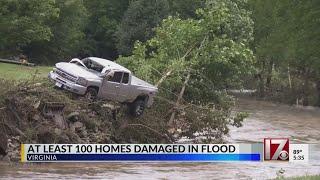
[0,62,52,80]
[286,175,320,180]
[276,175,320,180]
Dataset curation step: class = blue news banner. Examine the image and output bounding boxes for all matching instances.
[21,144,262,162]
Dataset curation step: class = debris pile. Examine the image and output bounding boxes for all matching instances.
[0,78,243,162]
[0,79,171,161]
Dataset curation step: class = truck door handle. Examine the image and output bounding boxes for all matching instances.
[115,86,120,88]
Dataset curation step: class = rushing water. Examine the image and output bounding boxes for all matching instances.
[0,98,319,179]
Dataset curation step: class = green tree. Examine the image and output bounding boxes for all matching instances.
[83,0,129,59]
[118,0,253,141]
[0,0,59,57]
[288,0,320,105]
[250,0,281,96]
[116,0,170,56]
[251,0,320,106]
[27,0,88,63]
[169,0,205,19]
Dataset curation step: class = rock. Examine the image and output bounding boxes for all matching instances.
[10,150,20,161]
[67,112,80,122]
[34,83,42,87]
[78,128,87,138]
[88,111,96,118]
[70,121,83,132]
[66,132,81,143]
[81,118,97,131]
[54,128,62,136]
[56,132,70,143]
[37,129,55,143]
[5,136,21,162]
[53,114,67,129]
[32,114,41,121]
[0,131,8,156]
[74,121,83,129]
[12,136,20,141]
[2,155,10,162]
[168,128,176,134]
[33,101,41,109]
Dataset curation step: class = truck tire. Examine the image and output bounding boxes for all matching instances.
[129,99,146,117]
[85,87,98,101]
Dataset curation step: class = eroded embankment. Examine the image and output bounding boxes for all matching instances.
[0,79,172,161]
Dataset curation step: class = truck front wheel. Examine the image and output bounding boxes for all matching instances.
[85,87,98,101]
[129,99,145,117]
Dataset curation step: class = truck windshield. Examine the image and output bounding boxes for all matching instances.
[81,58,104,73]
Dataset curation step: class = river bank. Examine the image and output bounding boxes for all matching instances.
[0,97,319,179]
[229,89,320,111]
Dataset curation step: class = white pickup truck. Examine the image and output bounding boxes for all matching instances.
[48,57,158,116]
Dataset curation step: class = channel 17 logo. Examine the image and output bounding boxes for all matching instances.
[264,138,289,161]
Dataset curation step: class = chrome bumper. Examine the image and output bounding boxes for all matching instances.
[48,71,87,95]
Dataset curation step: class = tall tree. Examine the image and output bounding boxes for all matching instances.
[251,0,320,105]
[288,0,320,105]
[83,0,129,59]
[116,0,170,56]
[0,0,59,57]
[26,0,88,63]
[169,0,205,19]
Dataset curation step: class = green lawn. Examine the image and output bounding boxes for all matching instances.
[276,175,320,180]
[0,62,52,80]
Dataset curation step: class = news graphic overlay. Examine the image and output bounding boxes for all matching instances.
[21,140,309,162]
[264,138,289,161]
[20,144,261,162]
[264,138,309,163]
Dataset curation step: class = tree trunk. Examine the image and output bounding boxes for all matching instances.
[257,60,266,97]
[155,42,197,88]
[257,73,265,97]
[265,60,273,90]
[302,71,310,106]
[156,69,173,87]
[288,65,292,89]
[168,72,191,127]
[316,80,320,107]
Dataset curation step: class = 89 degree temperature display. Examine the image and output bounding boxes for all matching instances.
[290,144,309,163]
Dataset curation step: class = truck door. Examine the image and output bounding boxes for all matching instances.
[101,71,123,101]
[118,72,130,102]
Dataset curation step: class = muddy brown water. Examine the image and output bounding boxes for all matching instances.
[0,98,319,179]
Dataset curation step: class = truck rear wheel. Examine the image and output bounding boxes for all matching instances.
[129,99,145,117]
[85,87,98,101]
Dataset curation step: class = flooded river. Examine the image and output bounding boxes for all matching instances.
[0,98,319,179]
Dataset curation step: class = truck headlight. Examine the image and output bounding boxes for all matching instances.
[76,77,87,86]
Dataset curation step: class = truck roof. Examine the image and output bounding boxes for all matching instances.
[89,57,131,73]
